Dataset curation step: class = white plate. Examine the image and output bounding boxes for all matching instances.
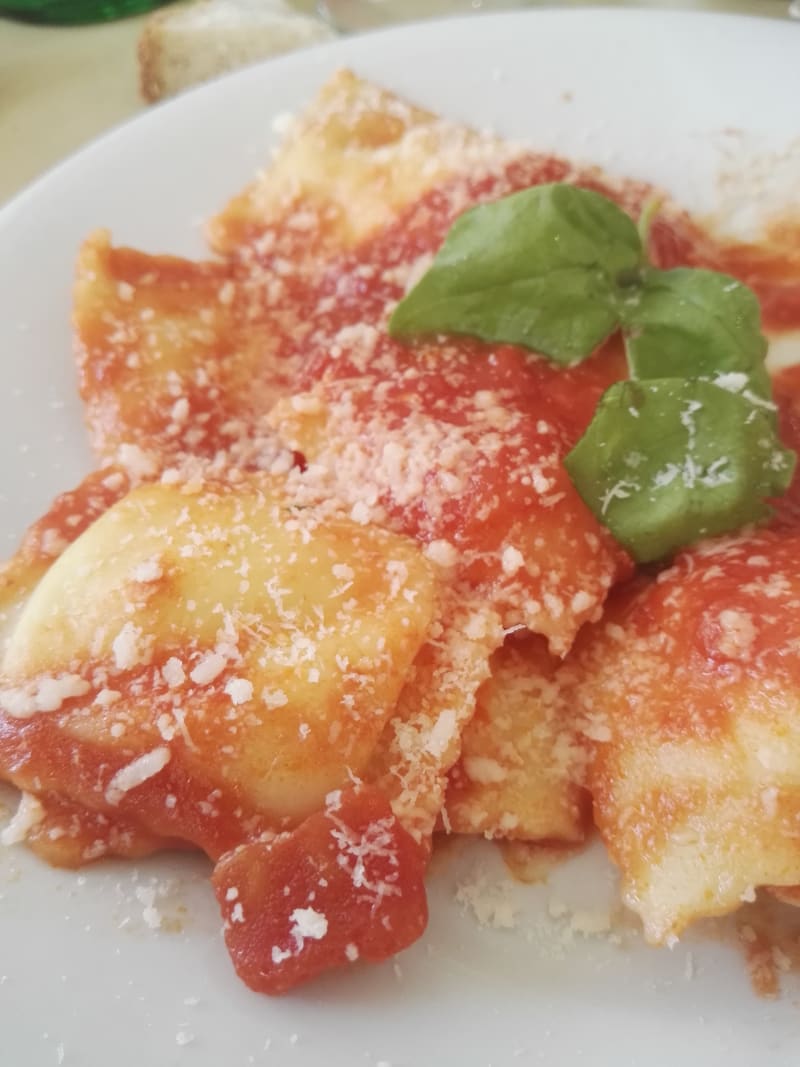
[1,10,800,1066]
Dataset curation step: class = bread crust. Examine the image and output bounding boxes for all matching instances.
[138,10,166,103]
[137,0,335,104]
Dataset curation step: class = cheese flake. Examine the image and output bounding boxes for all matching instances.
[0,674,90,718]
[161,657,186,688]
[105,747,171,806]
[190,651,227,685]
[225,677,254,706]
[1,792,46,846]
[290,906,328,944]
[112,622,145,671]
[131,557,163,584]
[425,708,457,758]
[424,539,459,568]
[463,756,508,785]
[262,688,289,709]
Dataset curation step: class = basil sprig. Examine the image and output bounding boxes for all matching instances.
[389,183,795,562]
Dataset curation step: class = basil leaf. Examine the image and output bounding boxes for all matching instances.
[565,378,796,564]
[388,179,793,561]
[389,183,642,364]
[620,268,771,397]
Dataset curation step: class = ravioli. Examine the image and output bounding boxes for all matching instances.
[208,68,517,257]
[366,599,502,843]
[271,338,631,656]
[445,633,589,843]
[74,233,292,472]
[0,467,131,656]
[574,529,800,942]
[5,68,800,995]
[0,473,436,863]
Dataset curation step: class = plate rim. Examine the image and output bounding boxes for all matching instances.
[2,9,800,1065]
[1,4,798,227]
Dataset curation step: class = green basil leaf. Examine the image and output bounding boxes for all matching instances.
[564,378,796,563]
[389,183,642,364]
[387,179,793,560]
[620,268,771,396]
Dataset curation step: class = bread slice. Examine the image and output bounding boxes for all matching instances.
[138,0,336,104]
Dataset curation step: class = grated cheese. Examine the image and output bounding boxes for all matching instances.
[455,868,518,930]
[189,651,227,685]
[262,688,289,709]
[105,747,171,806]
[424,539,460,568]
[225,677,254,706]
[425,708,458,758]
[463,756,508,785]
[131,557,162,583]
[161,657,186,688]
[111,622,145,671]
[0,674,90,718]
[1,792,45,846]
[716,608,756,660]
[290,906,328,945]
[501,546,525,576]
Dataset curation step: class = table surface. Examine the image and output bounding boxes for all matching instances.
[0,0,793,208]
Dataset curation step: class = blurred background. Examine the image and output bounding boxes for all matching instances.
[0,0,796,205]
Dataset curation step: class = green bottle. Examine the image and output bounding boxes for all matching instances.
[0,0,169,24]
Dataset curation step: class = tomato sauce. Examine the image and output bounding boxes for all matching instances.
[9,142,800,994]
[0,702,277,866]
[213,785,428,994]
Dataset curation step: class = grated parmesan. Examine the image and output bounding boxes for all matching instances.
[1,792,45,846]
[189,651,227,685]
[0,674,90,718]
[111,622,145,671]
[225,677,254,706]
[105,747,171,806]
